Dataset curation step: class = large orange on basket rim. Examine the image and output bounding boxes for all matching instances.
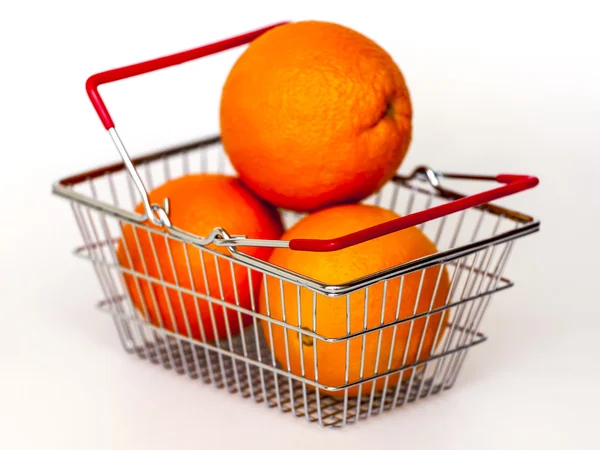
[220,20,412,212]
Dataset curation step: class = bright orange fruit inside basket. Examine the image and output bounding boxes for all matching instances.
[260,204,450,398]
[220,20,413,212]
[116,174,284,342]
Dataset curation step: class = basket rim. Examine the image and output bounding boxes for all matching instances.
[52,135,540,296]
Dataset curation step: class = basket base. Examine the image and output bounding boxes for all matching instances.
[106,310,475,428]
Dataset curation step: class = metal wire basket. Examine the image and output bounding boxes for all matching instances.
[52,23,540,428]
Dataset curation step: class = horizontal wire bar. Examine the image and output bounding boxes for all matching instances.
[57,187,537,297]
[54,137,536,225]
[73,240,515,288]
[89,253,513,342]
[95,304,488,392]
[56,135,221,186]
[69,216,526,298]
[229,223,538,296]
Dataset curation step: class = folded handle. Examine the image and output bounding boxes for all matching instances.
[289,174,539,252]
[86,22,288,129]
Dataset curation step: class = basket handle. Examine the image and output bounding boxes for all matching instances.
[86,22,286,129]
[85,22,287,226]
[288,172,539,252]
[83,23,539,252]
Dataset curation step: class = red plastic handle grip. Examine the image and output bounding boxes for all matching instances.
[289,174,539,252]
[86,22,288,129]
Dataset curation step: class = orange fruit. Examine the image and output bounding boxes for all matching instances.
[116,174,283,342]
[220,21,412,212]
[259,204,449,398]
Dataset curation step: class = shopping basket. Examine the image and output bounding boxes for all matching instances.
[52,22,540,428]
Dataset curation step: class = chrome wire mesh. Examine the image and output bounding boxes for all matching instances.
[60,139,532,428]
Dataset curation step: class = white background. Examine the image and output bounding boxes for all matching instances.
[2,1,599,449]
